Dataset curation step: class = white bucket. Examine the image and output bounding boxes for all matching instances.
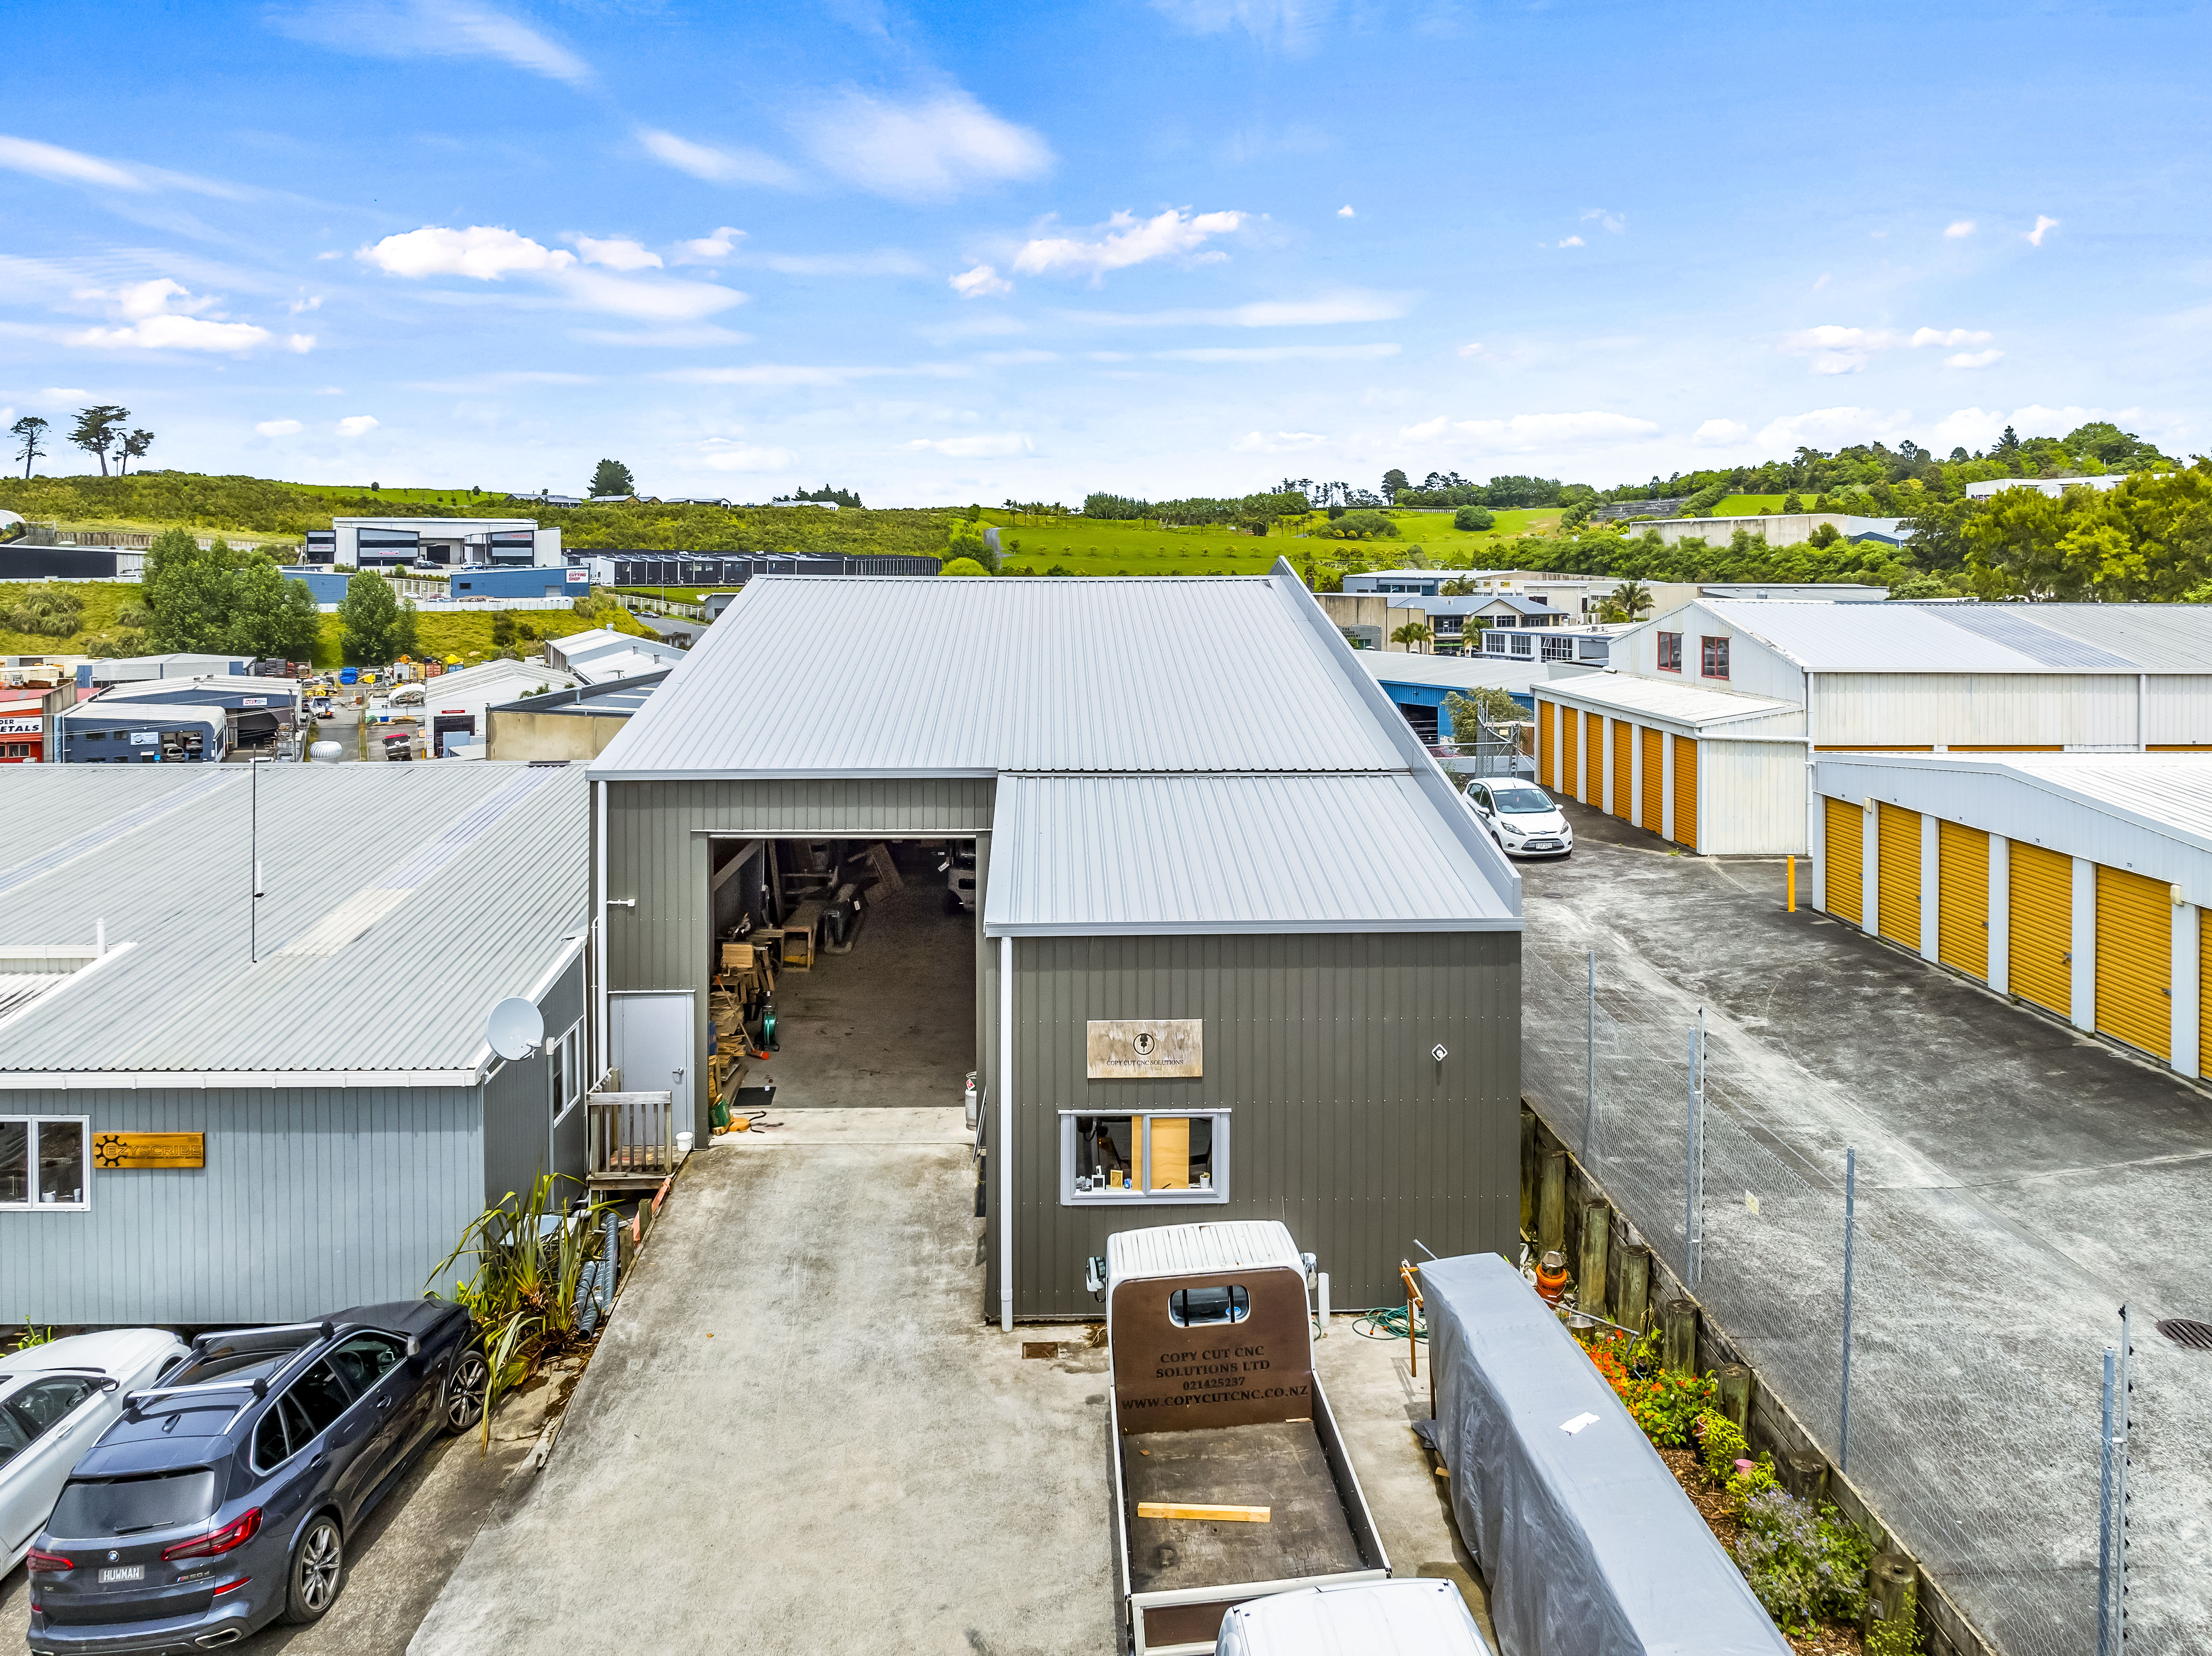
[675,1130,695,1157]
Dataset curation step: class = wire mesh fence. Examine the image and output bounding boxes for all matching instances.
[1522,938,2202,1656]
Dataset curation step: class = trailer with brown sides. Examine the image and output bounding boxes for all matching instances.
[1104,1221,1389,1656]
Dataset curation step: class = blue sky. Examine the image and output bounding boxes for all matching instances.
[3,0,2207,505]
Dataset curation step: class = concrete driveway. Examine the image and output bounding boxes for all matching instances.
[1521,802,2212,1655]
[410,1109,1116,1656]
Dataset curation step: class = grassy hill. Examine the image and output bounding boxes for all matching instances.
[989,505,1565,576]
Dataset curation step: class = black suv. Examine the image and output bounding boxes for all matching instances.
[25,1300,485,1655]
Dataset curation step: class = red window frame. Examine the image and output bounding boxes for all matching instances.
[1657,631,1682,673]
[1701,635,1730,679]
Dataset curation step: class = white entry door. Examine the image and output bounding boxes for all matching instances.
[610,991,695,1123]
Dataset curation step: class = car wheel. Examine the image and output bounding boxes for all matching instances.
[443,1348,490,1435]
[282,1516,344,1625]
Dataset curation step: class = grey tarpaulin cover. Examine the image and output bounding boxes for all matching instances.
[1421,1252,1791,1656]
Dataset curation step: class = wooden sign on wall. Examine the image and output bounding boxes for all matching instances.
[1086,1019,1203,1079]
[93,1133,204,1170]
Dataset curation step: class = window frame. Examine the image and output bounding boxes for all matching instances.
[1058,1109,1231,1207]
[0,1116,91,1212]
[548,1018,584,1127]
[1657,631,1683,673]
[1701,635,1731,679]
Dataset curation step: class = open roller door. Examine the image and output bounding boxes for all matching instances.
[2096,865,2171,1060]
[1936,820,1989,979]
[2009,842,2072,1017]
[1876,803,1920,948]
[1824,798,1862,925]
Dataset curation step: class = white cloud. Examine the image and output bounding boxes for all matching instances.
[1070,291,1405,328]
[1909,327,1993,348]
[797,90,1051,201]
[570,324,751,348]
[698,437,797,472]
[361,224,574,279]
[1231,430,1328,453]
[336,415,379,437]
[557,268,746,321]
[289,294,322,315]
[1458,342,1484,358]
[1013,208,1242,280]
[0,134,148,192]
[1784,323,1995,375]
[748,249,925,276]
[977,349,1056,365]
[1148,0,1328,54]
[1154,343,1398,363]
[1945,349,2004,370]
[64,278,290,354]
[906,433,1032,458]
[1582,208,1625,234]
[950,263,1012,299]
[2027,215,2059,247]
[1337,204,1355,218]
[1944,219,1976,239]
[636,129,797,188]
[1693,419,1749,446]
[255,419,303,437]
[572,235,662,271]
[1400,411,1660,450]
[673,227,744,263]
[286,333,316,352]
[272,0,592,86]
[1753,406,1914,452]
[1813,273,1830,291]
[1557,235,1585,248]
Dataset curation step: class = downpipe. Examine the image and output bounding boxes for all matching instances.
[999,932,1014,1335]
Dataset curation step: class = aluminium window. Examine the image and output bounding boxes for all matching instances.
[1657,632,1683,672]
[1060,1111,1229,1205]
[0,1117,88,1210]
[1701,635,1731,679]
[548,1019,583,1126]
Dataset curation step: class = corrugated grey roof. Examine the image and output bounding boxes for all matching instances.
[1542,674,1804,731]
[0,764,587,1077]
[591,566,1407,778]
[984,772,1517,934]
[1818,752,2212,854]
[488,671,669,719]
[1698,599,2212,675]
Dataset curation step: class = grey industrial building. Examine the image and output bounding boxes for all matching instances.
[0,763,589,1326]
[586,558,1524,1323]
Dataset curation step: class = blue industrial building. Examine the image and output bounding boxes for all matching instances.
[451,566,593,599]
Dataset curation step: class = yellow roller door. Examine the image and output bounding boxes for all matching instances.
[1937,820,1989,979]
[1612,721,1633,821]
[1585,712,1604,804]
[1825,798,1863,924]
[1876,803,1920,947]
[1672,737,1698,850]
[2096,865,2171,1060]
[2009,842,2072,1017]
[1640,727,1662,830]
[1536,701,1553,788]
[1561,707,1579,802]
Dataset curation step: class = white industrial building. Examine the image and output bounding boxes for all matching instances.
[1963,475,2127,500]
[545,627,688,684]
[307,518,564,571]
[1530,600,2212,855]
[1811,751,2212,1081]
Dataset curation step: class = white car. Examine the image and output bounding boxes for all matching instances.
[0,1328,188,1570]
[1467,779,1575,858]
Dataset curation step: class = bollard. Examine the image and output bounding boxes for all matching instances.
[1780,1449,1829,1506]
[1537,1150,1568,1258]
[1616,1243,1651,1336]
[1578,1200,1611,1323]
[1787,855,1796,913]
[1714,1363,1752,1432]
[1660,1298,1698,1377]
[1865,1552,1917,1649]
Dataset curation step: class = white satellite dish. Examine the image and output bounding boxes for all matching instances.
[485,996,545,1061]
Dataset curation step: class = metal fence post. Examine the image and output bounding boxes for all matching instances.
[2097,1343,2116,1656]
[1683,1015,1704,1287]
[1839,1145,1856,1474]
[2118,1304,2132,1650]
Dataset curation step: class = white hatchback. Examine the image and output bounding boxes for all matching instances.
[0,1328,188,1570]
[1466,779,1575,858]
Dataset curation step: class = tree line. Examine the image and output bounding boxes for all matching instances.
[11,406,156,479]
[1081,490,1311,530]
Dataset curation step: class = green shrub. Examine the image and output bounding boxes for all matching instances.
[1696,1408,1749,1483]
[1734,1488,1872,1635]
[941,557,991,577]
[3,583,83,637]
[1453,505,1495,531]
[1866,1573,1920,1655]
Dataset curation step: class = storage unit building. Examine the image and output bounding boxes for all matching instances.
[0,763,591,1325]
[587,559,1525,1322]
[1529,675,1804,854]
[1811,752,2212,1079]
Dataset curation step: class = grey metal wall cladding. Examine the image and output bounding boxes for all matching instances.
[601,777,996,1141]
[990,932,1522,1319]
[0,1086,484,1326]
[483,1044,552,1209]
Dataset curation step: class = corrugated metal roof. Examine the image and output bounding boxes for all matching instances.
[1696,599,2212,675]
[488,670,668,719]
[591,567,1407,778]
[0,764,587,1076]
[1541,673,1802,731]
[1107,1219,1304,1284]
[985,773,1518,934]
[1819,752,2212,854]
[1360,655,1596,694]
